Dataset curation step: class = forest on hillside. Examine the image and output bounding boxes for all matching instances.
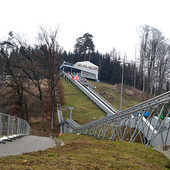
[0,25,170,131]
[0,27,65,131]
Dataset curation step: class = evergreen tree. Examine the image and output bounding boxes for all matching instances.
[74,33,95,61]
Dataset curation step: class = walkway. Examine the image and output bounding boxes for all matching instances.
[0,135,56,157]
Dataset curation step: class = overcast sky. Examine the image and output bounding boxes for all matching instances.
[1,0,170,60]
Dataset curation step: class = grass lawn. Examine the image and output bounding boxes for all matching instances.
[0,134,169,169]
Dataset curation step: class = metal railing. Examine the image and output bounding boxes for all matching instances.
[60,119,80,134]
[0,113,30,142]
[57,104,80,134]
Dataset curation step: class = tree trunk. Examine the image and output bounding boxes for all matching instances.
[50,88,55,130]
[40,98,45,131]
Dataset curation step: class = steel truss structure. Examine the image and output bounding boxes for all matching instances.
[60,78,170,146]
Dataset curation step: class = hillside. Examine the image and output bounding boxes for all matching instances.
[0,134,169,169]
[91,81,149,111]
[0,79,169,169]
[62,78,148,124]
[31,78,149,135]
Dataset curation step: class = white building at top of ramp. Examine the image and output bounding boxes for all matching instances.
[60,61,99,80]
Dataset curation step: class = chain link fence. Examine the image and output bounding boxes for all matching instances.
[0,113,30,142]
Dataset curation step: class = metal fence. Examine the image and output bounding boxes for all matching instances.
[0,113,30,142]
[60,119,80,134]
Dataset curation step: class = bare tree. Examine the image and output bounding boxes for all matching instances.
[37,26,63,130]
[138,25,149,91]
[0,30,65,131]
[138,25,170,95]
[0,41,26,119]
[0,33,46,130]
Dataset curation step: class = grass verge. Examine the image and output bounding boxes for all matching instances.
[0,133,169,169]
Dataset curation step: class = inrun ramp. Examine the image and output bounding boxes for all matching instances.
[63,72,118,116]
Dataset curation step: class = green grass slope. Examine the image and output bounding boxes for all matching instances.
[92,81,146,111]
[62,78,105,125]
[0,134,169,169]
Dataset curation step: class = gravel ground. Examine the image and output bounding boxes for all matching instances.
[0,135,56,157]
[154,145,170,159]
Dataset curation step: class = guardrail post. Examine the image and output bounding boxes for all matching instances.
[60,125,63,135]
[64,123,67,133]
[7,115,10,136]
[17,118,20,134]
[70,109,73,120]
[11,116,14,136]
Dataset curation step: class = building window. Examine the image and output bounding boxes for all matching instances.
[83,64,87,68]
